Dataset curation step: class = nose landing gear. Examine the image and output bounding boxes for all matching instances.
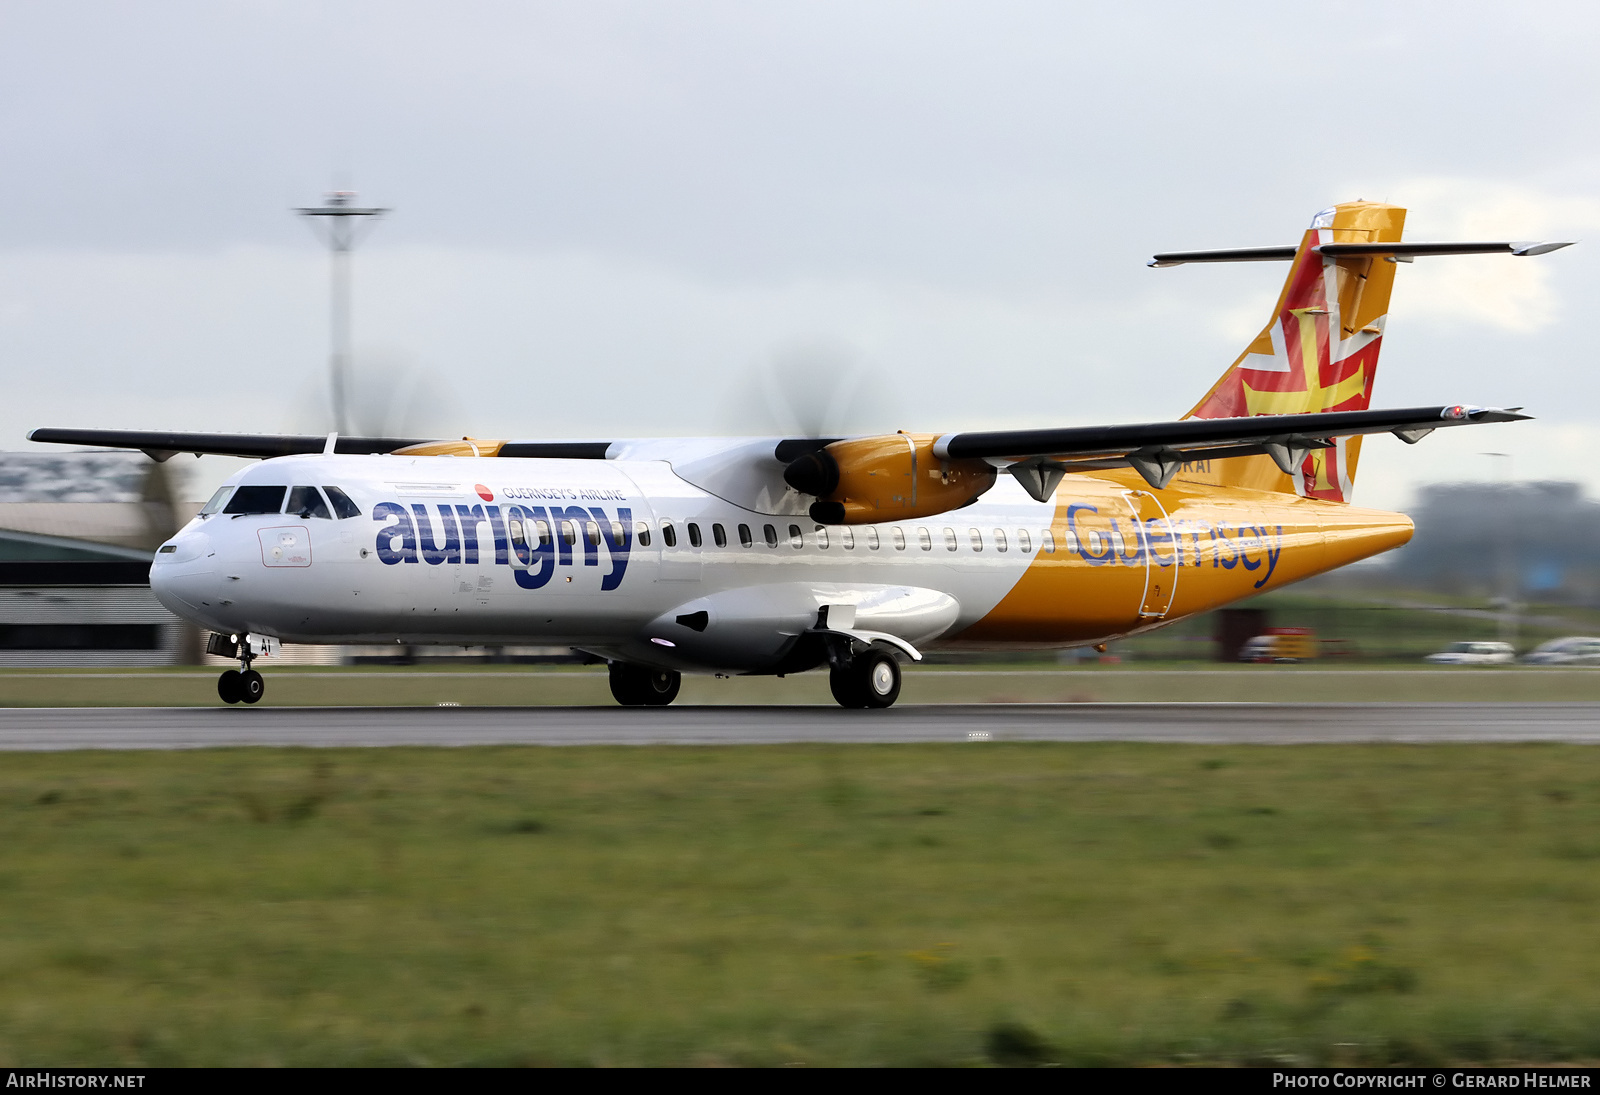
[210,633,266,705]
[218,666,265,704]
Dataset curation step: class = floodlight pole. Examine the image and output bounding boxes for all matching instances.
[295,192,389,435]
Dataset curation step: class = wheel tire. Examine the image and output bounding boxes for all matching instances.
[830,649,902,709]
[858,651,901,709]
[609,663,681,707]
[239,669,265,705]
[829,664,865,708]
[217,669,243,704]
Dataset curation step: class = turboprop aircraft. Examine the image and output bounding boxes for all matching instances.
[29,202,1572,708]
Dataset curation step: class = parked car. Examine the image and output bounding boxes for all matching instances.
[1522,637,1600,666]
[1239,628,1318,663]
[1424,641,1515,665]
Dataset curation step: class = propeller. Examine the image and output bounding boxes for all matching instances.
[715,339,897,439]
[288,350,463,440]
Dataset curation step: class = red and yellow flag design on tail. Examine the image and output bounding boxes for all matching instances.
[1183,201,1406,502]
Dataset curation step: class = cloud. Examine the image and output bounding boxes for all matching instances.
[1356,179,1600,333]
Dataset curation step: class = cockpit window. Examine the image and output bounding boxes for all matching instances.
[199,487,232,516]
[322,486,362,519]
[287,486,332,520]
[223,486,287,515]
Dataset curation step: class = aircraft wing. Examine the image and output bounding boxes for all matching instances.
[24,428,613,462]
[931,404,1530,494]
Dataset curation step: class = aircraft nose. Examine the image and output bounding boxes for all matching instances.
[149,526,220,619]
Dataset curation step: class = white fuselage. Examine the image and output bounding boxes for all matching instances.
[151,450,1051,674]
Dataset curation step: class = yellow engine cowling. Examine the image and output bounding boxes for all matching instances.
[783,433,996,524]
[390,438,507,457]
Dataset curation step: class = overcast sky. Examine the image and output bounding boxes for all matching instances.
[2,0,1596,507]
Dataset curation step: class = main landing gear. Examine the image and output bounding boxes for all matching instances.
[609,662,681,706]
[830,647,902,709]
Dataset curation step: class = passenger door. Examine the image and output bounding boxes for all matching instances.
[1125,490,1177,619]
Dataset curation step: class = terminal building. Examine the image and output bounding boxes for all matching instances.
[0,450,194,667]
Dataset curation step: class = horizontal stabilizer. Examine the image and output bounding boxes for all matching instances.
[1151,241,1574,267]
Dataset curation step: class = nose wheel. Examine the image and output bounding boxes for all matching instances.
[217,666,265,705]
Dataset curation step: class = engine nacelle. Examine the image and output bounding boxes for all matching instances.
[783,433,996,524]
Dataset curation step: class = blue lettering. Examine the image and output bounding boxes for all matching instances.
[508,505,556,589]
[484,505,510,565]
[593,506,632,591]
[412,504,460,565]
[1068,504,1112,566]
[373,502,418,564]
[557,505,599,567]
[454,504,484,564]
[1255,524,1284,589]
[1112,518,1144,565]
[1144,518,1175,567]
[1237,524,1262,571]
[1214,523,1238,569]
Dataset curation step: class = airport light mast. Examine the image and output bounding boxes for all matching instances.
[295,191,389,436]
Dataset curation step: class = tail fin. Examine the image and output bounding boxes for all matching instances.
[1183,201,1406,502]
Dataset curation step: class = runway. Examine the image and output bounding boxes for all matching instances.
[0,702,1596,749]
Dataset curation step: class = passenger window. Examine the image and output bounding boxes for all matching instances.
[841,527,854,549]
[1059,528,1074,552]
[535,519,552,546]
[223,485,286,515]
[969,528,983,552]
[892,528,906,551]
[764,524,779,548]
[609,520,624,542]
[635,519,652,547]
[713,523,727,548]
[738,524,753,548]
[287,486,331,519]
[662,522,677,548]
[943,528,958,551]
[994,529,1007,552]
[816,527,829,549]
[508,517,526,547]
[560,520,577,546]
[867,528,880,550]
[1109,528,1125,552]
[323,485,362,519]
[789,524,803,548]
[918,527,932,551]
[585,520,601,547]
[688,523,702,548]
[1042,529,1057,553]
[200,487,232,516]
[1017,529,1031,553]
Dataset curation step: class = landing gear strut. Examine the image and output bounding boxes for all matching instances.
[609,662,681,706]
[830,647,901,709]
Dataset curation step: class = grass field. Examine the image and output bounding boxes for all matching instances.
[5,743,1600,1065]
[4,664,1600,707]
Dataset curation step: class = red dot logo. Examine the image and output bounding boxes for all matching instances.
[475,484,494,501]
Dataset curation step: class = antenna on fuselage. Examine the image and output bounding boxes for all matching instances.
[295,191,390,437]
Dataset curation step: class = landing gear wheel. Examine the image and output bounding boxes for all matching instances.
[240,669,265,704]
[830,649,901,709]
[609,663,681,707]
[217,669,243,704]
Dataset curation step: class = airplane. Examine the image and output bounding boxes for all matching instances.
[28,201,1572,709]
